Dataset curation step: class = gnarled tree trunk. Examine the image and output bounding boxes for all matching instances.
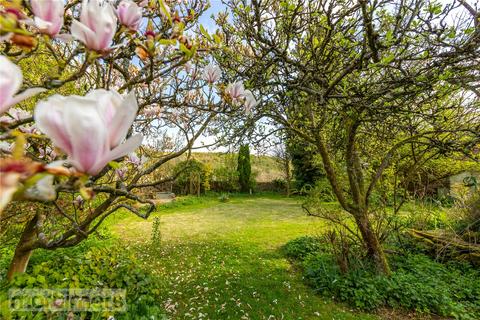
[7,215,38,281]
[355,212,391,275]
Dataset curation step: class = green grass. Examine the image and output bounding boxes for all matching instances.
[108,195,377,319]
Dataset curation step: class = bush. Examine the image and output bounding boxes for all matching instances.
[172,159,207,195]
[282,236,323,260]
[284,236,480,318]
[0,247,165,319]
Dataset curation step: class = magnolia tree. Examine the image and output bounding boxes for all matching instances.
[0,0,257,280]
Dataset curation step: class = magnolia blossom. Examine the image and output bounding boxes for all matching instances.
[202,63,222,84]
[127,152,147,167]
[117,0,142,31]
[39,146,57,160]
[73,195,85,209]
[31,0,64,37]
[34,90,143,175]
[0,56,45,115]
[243,90,258,113]
[0,141,12,153]
[71,0,117,51]
[226,81,245,105]
[115,167,127,180]
[0,107,31,124]
[142,105,161,117]
[19,125,38,134]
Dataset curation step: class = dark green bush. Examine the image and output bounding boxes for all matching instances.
[282,236,323,260]
[0,247,165,319]
[237,145,253,193]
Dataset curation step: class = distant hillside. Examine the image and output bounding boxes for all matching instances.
[154,152,284,182]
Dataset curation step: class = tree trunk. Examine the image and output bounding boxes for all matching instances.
[285,159,291,197]
[7,216,38,281]
[355,213,391,275]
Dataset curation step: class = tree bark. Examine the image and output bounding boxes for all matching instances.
[7,215,38,281]
[355,212,391,275]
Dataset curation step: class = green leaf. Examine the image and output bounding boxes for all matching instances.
[158,39,177,46]
[200,24,212,41]
[108,161,121,169]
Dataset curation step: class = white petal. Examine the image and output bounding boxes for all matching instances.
[63,97,109,174]
[8,87,46,108]
[34,95,73,155]
[108,91,138,147]
[91,134,143,174]
[71,19,98,49]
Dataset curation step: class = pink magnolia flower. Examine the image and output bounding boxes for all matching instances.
[71,0,117,52]
[142,105,161,117]
[0,141,12,153]
[39,146,57,160]
[243,90,258,114]
[0,56,45,115]
[117,0,142,31]
[126,152,147,167]
[115,167,127,180]
[34,90,143,175]
[202,63,221,84]
[19,125,38,134]
[30,0,64,37]
[73,195,85,208]
[226,81,245,105]
[0,107,31,124]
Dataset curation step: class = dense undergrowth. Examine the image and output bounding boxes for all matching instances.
[283,235,480,319]
[0,227,165,319]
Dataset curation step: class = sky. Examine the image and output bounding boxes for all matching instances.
[192,2,231,152]
[198,1,227,33]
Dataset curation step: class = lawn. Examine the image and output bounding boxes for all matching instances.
[107,195,377,319]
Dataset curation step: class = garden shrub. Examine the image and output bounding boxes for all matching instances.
[282,236,323,260]
[172,159,207,195]
[284,236,480,319]
[0,247,165,320]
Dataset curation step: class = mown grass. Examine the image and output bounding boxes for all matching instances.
[108,194,377,319]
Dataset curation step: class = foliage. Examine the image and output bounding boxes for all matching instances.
[284,236,480,318]
[172,159,207,195]
[304,179,336,202]
[212,164,239,192]
[272,178,287,192]
[287,138,325,190]
[237,145,252,192]
[282,235,323,260]
[0,246,165,319]
[150,216,161,245]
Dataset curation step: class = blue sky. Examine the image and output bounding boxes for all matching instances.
[198,1,227,33]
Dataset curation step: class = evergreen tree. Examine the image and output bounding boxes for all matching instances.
[237,145,252,192]
[287,136,325,190]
